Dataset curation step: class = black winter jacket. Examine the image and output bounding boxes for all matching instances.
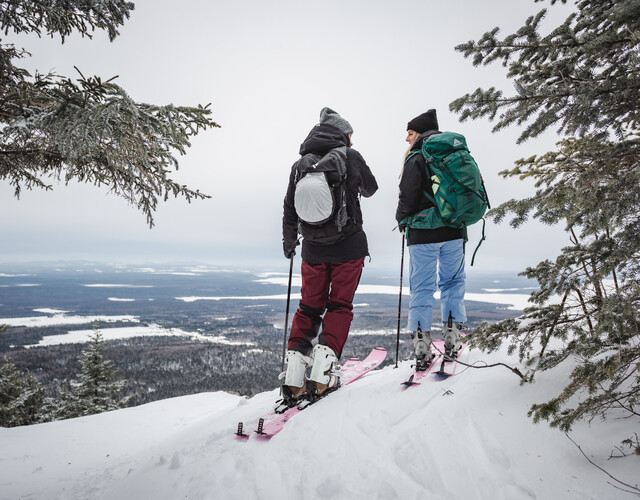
[283,124,378,264]
[396,130,464,245]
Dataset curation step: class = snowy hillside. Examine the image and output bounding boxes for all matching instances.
[1,344,637,500]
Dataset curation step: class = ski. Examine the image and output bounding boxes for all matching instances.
[234,421,249,440]
[235,358,361,440]
[238,347,386,440]
[270,356,362,415]
[401,331,468,386]
[401,340,441,388]
[432,319,468,379]
[433,338,467,380]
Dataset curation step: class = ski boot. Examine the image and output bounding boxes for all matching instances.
[278,350,311,412]
[308,344,340,399]
[412,326,434,371]
[443,312,463,361]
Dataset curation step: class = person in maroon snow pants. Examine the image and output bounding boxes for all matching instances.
[281,107,377,402]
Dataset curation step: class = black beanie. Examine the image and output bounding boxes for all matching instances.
[407,109,439,133]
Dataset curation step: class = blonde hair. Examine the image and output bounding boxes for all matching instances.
[404,130,422,159]
[400,131,422,180]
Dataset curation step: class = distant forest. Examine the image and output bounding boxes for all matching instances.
[0,265,524,406]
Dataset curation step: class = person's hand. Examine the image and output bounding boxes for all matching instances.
[398,223,407,234]
[283,239,299,259]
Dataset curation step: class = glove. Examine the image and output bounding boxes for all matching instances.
[283,239,299,259]
[398,223,407,234]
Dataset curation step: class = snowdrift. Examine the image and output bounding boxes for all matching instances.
[1,345,637,499]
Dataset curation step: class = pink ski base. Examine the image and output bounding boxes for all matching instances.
[253,347,387,439]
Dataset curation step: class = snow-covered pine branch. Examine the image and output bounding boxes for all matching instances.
[455,0,640,450]
[0,0,219,227]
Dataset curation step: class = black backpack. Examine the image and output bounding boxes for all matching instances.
[293,146,350,245]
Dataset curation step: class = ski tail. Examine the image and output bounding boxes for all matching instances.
[341,347,386,385]
[235,421,249,440]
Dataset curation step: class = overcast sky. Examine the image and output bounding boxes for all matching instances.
[0,0,576,272]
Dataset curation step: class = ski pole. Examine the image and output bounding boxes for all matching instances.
[281,254,295,375]
[395,233,405,368]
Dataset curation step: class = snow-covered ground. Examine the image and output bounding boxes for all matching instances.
[23,324,253,348]
[0,311,139,328]
[0,310,252,348]
[176,288,533,310]
[1,344,637,500]
[83,284,154,288]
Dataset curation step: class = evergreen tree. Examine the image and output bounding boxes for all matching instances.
[57,325,129,418]
[451,0,640,448]
[0,0,219,226]
[0,357,47,427]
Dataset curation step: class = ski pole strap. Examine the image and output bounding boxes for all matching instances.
[470,218,486,266]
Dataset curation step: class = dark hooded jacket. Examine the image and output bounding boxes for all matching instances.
[396,130,464,245]
[283,124,378,264]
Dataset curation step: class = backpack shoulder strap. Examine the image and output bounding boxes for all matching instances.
[404,150,421,163]
[416,147,439,206]
[293,158,302,183]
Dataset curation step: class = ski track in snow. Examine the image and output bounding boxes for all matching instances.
[0,344,637,500]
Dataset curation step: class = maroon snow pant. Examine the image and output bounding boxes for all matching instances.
[287,258,364,359]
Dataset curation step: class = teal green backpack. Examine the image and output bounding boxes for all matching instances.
[401,131,490,263]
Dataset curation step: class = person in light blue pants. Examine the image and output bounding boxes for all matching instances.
[408,239,466,333]
[396,109,467,366]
